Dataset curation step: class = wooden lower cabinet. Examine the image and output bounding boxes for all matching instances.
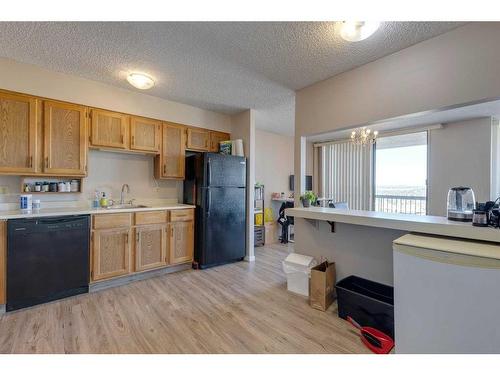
[90,210,194,283]
[169,221,194,265]
[134,224,168,272]
[91,228,132,281]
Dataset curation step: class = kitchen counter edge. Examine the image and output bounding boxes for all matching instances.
[0,204,196,220]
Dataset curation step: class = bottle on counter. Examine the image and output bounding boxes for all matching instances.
[93,190,100,208]
[65,181,71,192]
[42,182,49,192]
[58,182,65,192]
[20,194,33,211]
[34,182,41,192]
[33,199,41,211]
[100,192,109,208]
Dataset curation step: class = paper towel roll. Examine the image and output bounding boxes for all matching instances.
[231,139,244,157]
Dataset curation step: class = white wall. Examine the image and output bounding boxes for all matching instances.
[295,23,500,203]
[255,129,294,220]
[428,118,493,216]
[0,58,232,206]
[231,110,256,261]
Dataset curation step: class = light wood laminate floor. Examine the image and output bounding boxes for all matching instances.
[0,244,369,354]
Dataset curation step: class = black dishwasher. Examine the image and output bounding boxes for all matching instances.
[7,215,90,312]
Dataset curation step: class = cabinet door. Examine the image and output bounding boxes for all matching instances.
[169,221,194,265]
[92,228,131,281]
[186,128,210,151]
[209,131,230,152]
[90,109,129,149]
[155,122,186,179]
[134,224,167,272]
[44,101,87,175]
[130,116,161,153]
[0,91,37,174]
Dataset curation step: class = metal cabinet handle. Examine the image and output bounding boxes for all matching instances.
[45,157,49,169]
[163,164,167,175]
[131,135,135,145]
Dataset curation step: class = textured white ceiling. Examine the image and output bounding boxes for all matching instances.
[0,22,465,135]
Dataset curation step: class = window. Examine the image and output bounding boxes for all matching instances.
[374,132,428,215]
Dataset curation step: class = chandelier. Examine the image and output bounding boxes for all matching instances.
[350,127,378,146]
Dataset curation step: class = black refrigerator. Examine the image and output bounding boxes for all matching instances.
[184,152,247,269]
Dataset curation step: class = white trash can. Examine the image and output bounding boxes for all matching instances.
[282,253,318,296]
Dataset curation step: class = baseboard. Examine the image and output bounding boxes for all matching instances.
[244,255,256,262]
[89,263,192,293]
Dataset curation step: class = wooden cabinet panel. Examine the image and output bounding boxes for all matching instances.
[209,131,230,152]
[134,224,167,272]
[135,210,168,226]
[92,228,131,281]
[130,116,161,153]
[155,122,186,179]
[169,221,194,265]
[186,128,210,151]
[43,101,87,175]
[0,91,37,174]
[0,220,6,305]
[93,213,132,230]
[90,109,129,149]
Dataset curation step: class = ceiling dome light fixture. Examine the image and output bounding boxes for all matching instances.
[340,21,380,42]
[126,72,155,90]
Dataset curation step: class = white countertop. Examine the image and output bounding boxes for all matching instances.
[0,203,195,220]
[286,207,500,244]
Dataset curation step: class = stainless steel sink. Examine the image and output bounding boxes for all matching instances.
[106,204,149,210]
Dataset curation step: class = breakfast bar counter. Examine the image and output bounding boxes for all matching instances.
[286,207,500,244]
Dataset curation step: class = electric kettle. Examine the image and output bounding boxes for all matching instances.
[447,187,476,222]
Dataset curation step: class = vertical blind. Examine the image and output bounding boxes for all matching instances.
[317,140,373,210]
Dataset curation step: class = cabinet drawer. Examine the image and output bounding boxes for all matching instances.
[169,209,194,222]
[135,211,168,225]
[93,213,132,230]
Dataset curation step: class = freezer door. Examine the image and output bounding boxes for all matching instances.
[204,153,246,187]
[200,186,246,266]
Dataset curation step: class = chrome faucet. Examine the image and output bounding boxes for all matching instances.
[120,184,130,205]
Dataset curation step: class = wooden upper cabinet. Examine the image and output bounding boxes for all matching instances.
[43,101,87,176]
[155,122,186,179]
[134,224,168,272]
[209,131,230,152]
[92,228,131,281]
[186,127,210,151]
[130,116,161,153]
[0,91,37,174]
[169,221,194,265]
[90,109,129,149]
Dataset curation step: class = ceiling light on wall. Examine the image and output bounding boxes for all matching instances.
[340,21,380,42]
[126,72,155,90]
[351,127,378,146]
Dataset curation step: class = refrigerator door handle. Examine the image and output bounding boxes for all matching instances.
[206,190,211,217]
[206,160,211,187]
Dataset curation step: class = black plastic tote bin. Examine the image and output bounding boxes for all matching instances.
[336,275,394,338]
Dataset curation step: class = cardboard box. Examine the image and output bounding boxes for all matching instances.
[264,222,278,245]
[310,261,336,311]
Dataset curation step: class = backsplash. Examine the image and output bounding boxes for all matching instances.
[0,150,182,210]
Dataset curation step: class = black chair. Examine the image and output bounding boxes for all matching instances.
[277,201,294,244]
